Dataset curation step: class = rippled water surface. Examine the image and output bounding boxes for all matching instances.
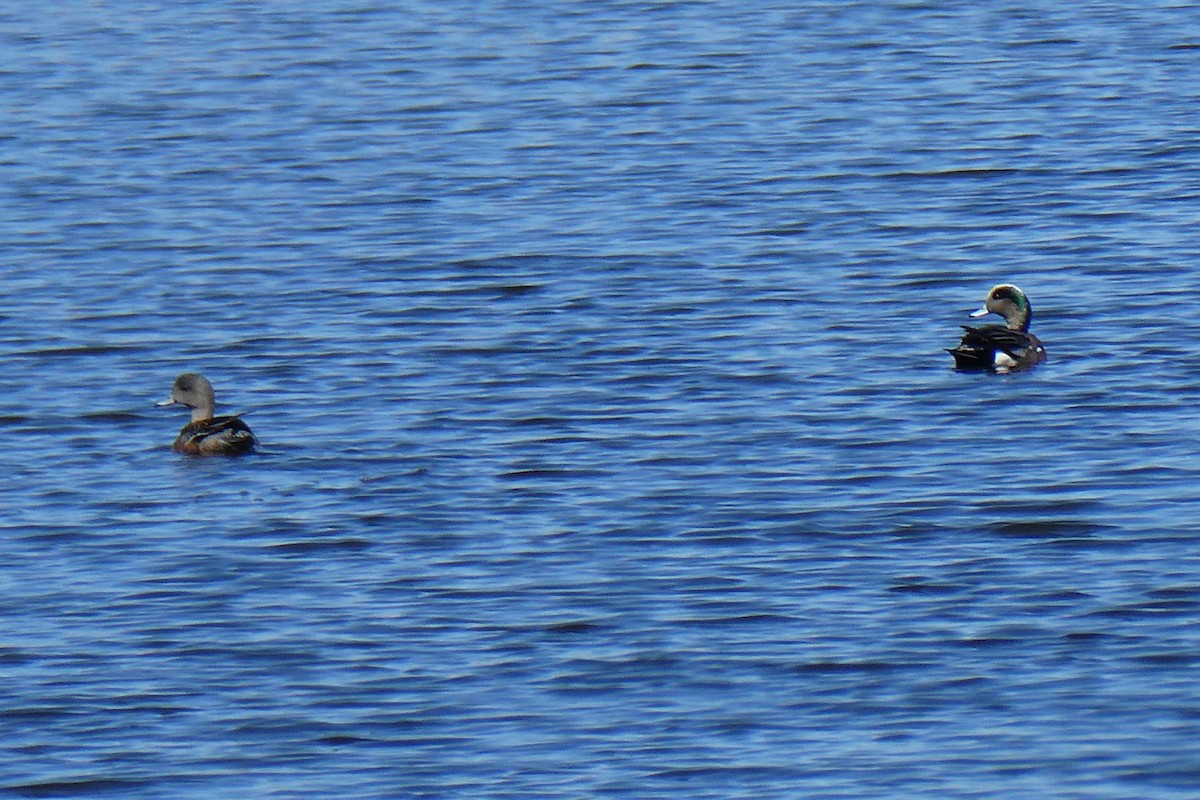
[3,2,1200,798]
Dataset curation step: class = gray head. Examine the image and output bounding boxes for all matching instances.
[157,372,217,422]
[970,284,1033,331]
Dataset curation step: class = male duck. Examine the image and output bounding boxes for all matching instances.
[947,284,1046,372]
[158,372,256,456]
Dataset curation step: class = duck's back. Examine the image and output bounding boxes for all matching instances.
[173,415,256,456]
[949,324,1046,372]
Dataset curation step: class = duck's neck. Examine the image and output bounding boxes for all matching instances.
[1004,302,1031,331]
[190,403,215,423]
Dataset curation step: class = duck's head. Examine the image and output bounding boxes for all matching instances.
[970,284,1033,331]
[157,372,216,421]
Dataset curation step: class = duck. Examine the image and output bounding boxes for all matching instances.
[157,372,256,456]
[947,284,1046,372]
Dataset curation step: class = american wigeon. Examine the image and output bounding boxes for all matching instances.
[947,284,1047,372]
[157,372,255,456]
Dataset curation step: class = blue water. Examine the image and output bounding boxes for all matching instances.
[2,2,1200,797]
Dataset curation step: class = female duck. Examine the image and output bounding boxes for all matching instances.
[947,284,1046,372]
[158,373,256,455]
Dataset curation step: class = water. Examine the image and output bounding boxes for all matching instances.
[2,2,1200,797]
